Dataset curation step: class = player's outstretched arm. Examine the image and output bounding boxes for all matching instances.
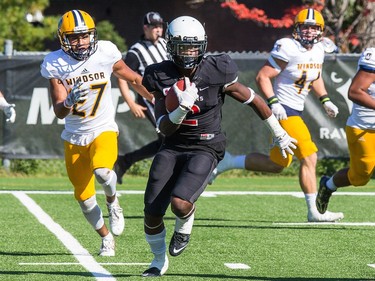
[118,78,147,118]
[113,60,154,103]
[225,82,296,158]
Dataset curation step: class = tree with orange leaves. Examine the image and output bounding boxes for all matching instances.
[219,0,374,53]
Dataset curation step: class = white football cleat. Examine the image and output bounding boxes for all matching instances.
[107,201,125,236]
[308,210,344,222]
[99,234,115,256]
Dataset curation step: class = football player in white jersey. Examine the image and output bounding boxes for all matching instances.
[209,8,344,222]
[316,48,375,213]
[40,10,153,256]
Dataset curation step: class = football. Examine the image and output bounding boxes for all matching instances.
[165,79,185,112]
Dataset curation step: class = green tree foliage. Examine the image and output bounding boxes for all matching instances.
[0,0,54,51]
[96,20,127,52]
[0,0,126,52]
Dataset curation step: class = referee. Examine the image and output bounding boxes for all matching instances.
[115,12,168,184]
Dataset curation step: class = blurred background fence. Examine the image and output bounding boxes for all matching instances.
[0,51,360,161]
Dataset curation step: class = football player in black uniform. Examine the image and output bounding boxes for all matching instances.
[141,16,297,277]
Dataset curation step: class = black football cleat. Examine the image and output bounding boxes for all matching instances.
[316,175,334,214]
[142,267,161,277]
[169,231,190,256]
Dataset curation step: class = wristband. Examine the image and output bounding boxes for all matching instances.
[267,96,279,105]
[168,105,189,124]
[319,95,330,104]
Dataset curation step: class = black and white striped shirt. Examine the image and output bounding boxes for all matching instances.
[125,37,168,76]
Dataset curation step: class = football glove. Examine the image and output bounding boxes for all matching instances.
[4,105,16,123]
[273,131,297,159]
[321,37,339,54]
[0,97,16,123]
[264,114,297,158]
[322,100,339,118]
[270,103,287,120]
[173,77,198,110]
[64,81,89,108]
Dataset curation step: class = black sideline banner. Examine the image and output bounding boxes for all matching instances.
[0,53,360,159]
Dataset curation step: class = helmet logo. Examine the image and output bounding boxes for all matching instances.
[74,26,89,33]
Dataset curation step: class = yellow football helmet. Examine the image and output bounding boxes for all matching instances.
[292,8,324,47]
[57,10,98,60]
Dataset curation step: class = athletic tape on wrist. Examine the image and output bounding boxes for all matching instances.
[263,114,285,138]
[168,106,189,124]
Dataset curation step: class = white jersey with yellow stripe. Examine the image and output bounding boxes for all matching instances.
[347,47,375,130]
[269,37,325,111]
[41,40,121,145]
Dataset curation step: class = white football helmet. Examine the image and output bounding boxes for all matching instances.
[165,16,207,69]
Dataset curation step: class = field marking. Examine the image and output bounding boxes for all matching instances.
[3,190,375,197]
[274,222,375,226]
[224,263,250,269]
[368,264,375,268]
[19,262,149,266]
[12,191,116,281]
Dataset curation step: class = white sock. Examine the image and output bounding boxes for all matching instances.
[146,228,166,258]
[305,193,317,212]
[232,155,246,169]
[325,177,337,191]
[106,195,119,207]
[174,208,195,234]
[216,152,245,173]
[103,232,113,241]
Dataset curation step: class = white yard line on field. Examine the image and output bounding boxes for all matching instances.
[274,222,375,226]
[224,263,250,269]
[12,191,116,281]
[19,262,149,266]
[3,190,375,197]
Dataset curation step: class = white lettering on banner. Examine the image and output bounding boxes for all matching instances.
[27,88,132,125]
[320,127,346,140]
[330,72,353,113]
[330,72,343,83]
[27,88,65,125]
